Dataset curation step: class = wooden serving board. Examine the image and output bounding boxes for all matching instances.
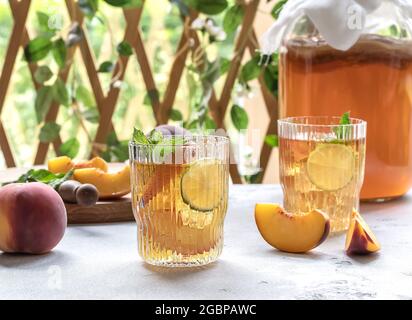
[0,164,135,225]
[65,195,134,224]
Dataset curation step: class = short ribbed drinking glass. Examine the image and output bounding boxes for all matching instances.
[129,135,229,267]
[278,116,367,233]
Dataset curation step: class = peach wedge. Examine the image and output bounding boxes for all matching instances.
[73,165,131,200]
[255,203,330,253]
[48,156,74,174]
[74,157,108,172]
[345,209,381,255]
[48,156,109,174]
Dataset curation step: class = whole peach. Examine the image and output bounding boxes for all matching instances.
[0,182,67,254]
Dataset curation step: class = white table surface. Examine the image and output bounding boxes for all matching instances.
[1,184,411,300]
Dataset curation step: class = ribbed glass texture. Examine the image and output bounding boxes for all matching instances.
[278,116,367,233]
[129,136,229,267]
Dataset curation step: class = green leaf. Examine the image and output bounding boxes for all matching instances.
[264,134,279,148]
[34,66,53,84]
[98,61,115,73]
[401,28,408,38]
[24,37,53,62]
[185,119,199,130]
[82,108,100,123]
[17,169,55,183]
[240,55,261,83]
[35,86,54,123]
[271,0,288,19]
[205,116,217,130]
[389,25,398,36]
[149,129,164,144]
[48,170,74,190]
[148,89,160,103]
[230,104,249,131]
[223,4,244,34]
[52,78,70,107]
[133,128,150,144]
[184,0,228,15]
[220,57,231,75]
[263,65,278,97]
[110,141,129,162]
[75,85,95,108]
[153,136,185,158]
[144,89,160,106]
[103,0,132,7]
[243,171,262,184]
[104,132,129,162]
[123,0,143,8]
[106,131,119,147]
[8,168,73,190]
[78,0,99,16]
[117,41,133,56]
[36,12,51,32]
[60,138,80,158]
[101,150,112,162]
[340,111,351,125]
[143,92,151,106]
[39,122,61,142]
[52,38,67,69]
[170,109,183,121]
[333,111,352,140]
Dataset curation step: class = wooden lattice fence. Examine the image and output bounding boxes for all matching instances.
[0,0,279,183]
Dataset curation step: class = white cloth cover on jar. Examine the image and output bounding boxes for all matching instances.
[261,0,412,53]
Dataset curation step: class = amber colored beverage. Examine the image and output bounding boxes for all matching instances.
[279,35,412,201]
[278,117,367,232]
[129,136,229,267]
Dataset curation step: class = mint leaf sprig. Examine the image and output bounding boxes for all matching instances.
[132,128,186,160]
[133,128,150,145]
[133,128,185,146]
[333,111,352,141]
[4,169,73,190]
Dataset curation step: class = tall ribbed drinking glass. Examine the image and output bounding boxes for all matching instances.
[129,135,229,267]
[278,116,367,233]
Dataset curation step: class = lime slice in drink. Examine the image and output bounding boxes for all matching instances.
[306,143,355,191]
[181,158,223,212]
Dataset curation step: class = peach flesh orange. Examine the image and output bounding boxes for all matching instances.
[255,203,330,253]
[73,165,131,199]
[345,210,381,255]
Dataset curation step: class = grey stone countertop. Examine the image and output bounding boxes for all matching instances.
[1,184,411,300]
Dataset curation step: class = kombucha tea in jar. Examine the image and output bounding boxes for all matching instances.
[276,1,412,201]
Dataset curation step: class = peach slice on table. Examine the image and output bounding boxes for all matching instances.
[255,203,330,253]
[345,209,381,255]
[73,165,131,200]
[48,156,74,174]
[74,157,108,172]
[48,156,108,174]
